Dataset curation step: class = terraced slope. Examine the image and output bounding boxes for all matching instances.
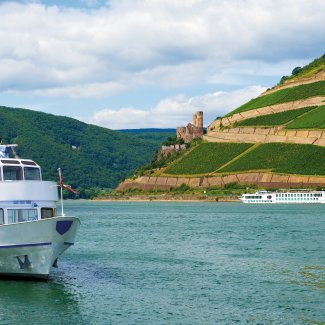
[205,56,325,148]
[235,106,318,127]
[117,55,325,192]
[219,143,325,176]
[165,143,252,175]
[226,80,325,116]
[286,105,325,129]
[163,142,325,177]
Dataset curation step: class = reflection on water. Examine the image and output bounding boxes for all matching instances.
[292,265,325,289]
[0,271,85,325]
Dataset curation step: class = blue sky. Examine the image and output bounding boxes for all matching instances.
[0,0,324,129]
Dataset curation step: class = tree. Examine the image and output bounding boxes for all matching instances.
[292,66,302,76]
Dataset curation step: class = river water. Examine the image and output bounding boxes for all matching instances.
[0,201,324,324]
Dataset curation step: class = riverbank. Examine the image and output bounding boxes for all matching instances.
[94,194,241,202]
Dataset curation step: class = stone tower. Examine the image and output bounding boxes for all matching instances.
[176,111,204,143]
[193,111,203,129]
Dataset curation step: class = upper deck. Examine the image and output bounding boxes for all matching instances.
[0,158,58,202]
[0,158,41,181]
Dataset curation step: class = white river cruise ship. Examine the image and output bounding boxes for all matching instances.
[241,190,325,204]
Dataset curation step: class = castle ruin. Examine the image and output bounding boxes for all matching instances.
[176,111,203,143]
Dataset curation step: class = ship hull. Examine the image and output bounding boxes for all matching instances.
[0,216,80,279]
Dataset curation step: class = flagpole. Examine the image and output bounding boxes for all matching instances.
[58,168,65,216]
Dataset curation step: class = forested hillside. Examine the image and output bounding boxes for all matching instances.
[0,106,171,197]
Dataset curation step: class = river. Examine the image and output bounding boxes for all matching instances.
[0,201,324,324]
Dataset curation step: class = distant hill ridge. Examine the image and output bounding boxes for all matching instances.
[0,106,173,197]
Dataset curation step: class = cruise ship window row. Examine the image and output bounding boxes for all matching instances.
[275,193,321,197]
[7,209,38,223]
[0,208,56,225]
[0,166,41,181]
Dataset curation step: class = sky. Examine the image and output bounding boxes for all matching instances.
[0,0,324,129]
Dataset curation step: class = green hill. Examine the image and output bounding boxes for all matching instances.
[0,106,172,197]
[119,54,325,192]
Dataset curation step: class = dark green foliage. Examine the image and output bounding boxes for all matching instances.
[220,143,325,175]
[286,105,325,129]
[292,67,302,76]
[135,150,182,176]
[162,136,184,146]
[120,129,175,144]
[279,75,290,84]
[170,183,192,193]
[165,143,253,175]
[235,106,317,127]
[0,106,171,193]
[289,54,325,79]
[226,81,325,116]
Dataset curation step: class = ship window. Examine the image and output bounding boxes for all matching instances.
[24,167,41,180]
[21,160,37,166]
[0,209,3,225]
[7,209,38,224]
[3,166,23,180]
[41,208,56,219]
[1,159,20,164]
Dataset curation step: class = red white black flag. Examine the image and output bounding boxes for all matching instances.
[58,168,77,195]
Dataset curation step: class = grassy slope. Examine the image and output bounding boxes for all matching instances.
[286,105,325,129]
[164,143,252,175]
[220,143,325,176]
[235,106,317,127]
[160,142,325,177]
[225,80,325,117]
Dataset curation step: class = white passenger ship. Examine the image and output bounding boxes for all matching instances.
[0,144,80,279]
[241,190,325,204]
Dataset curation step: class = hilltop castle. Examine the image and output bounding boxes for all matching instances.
[176,111,203,143]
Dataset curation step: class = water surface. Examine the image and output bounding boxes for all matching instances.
[0,202,324,324]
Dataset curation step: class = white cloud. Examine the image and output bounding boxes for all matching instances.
[88,85,265,129]
[90,107,149,129]
[0,0,324,98]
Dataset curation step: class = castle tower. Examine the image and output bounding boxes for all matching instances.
[193,111,203,129]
